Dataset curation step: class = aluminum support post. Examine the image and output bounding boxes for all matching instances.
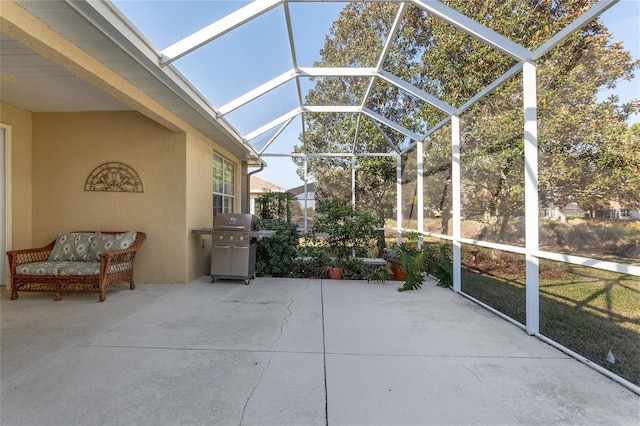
[417,140,424,247]
[451,116,462,293]
[304,157,309,238]
[351,156,356,209]
[397,155,402,244]
[523,61,540,335]
[352,156,357,258]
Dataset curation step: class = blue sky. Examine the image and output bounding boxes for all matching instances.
[113,0,639,190]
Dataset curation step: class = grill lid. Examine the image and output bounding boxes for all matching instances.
[214,213,257,231]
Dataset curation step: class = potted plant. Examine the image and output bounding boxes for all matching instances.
[392,234,425,292]
[390,233,454,291]
[327,264,343,279]
[366,261,393,283]
[312,201,378,279]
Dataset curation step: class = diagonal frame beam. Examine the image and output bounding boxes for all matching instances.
[378,70,456,116]
[410,0,532,62]
[160,0,283,65]
[219,67,379,116]
[362,107,424,141]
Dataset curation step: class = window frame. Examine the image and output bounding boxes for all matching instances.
[213,153,235,216]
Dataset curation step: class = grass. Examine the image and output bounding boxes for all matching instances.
[462,264,640,386]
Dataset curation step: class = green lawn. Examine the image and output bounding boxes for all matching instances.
[462,265,640,386]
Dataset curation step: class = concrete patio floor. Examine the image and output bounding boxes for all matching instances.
[1,276,638,425]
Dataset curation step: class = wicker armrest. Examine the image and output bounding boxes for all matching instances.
[7,241,56,267]
[98,232,146,272]
[99,232,146,260]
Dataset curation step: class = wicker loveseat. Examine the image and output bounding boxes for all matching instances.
[7,231,146,302]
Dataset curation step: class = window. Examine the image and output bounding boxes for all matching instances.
[213,153,235,216]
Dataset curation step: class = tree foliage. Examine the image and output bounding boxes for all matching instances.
[255,192,292,222]
[312,200,379,263]
[299,0,640,242]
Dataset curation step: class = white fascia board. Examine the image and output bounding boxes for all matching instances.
[72,0,257,158]
[362,108,424,142]
[79,0,161,64]
[531,0,618,60]
[160,0,283,65]
[244,107,302,141]
[218,69,297,116]
[298,67,378,77]
[378,70,456,115]
[411,0,532,62]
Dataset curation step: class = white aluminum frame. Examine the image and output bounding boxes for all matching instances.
[117,0,638,392]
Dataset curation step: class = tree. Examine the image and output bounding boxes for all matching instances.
[299,0,640,242]
[294,3,405,249]
[255,192,292,222]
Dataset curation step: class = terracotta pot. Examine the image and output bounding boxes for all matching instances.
[328,267,343,280]
[393,263,407,281]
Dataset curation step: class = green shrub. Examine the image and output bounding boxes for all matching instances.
[394,235,453,291]
[255,219,299,276]
[312,201,378,265]
[366,263,393,283]
[343,257,366,279]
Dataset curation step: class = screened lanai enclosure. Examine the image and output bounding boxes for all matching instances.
[112,0,639,390]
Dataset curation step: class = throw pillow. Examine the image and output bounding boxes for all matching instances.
[88,231,137,260]
[48,232,97,261]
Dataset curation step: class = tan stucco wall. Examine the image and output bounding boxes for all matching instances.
[0,101,33,249]
[186,133,214,279]
[1,2,251,284]
[2,102,245,284]
[31,111,189,283]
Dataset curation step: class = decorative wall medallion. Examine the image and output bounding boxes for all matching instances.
[85,162,143,192]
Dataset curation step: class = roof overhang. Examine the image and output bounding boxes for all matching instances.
[0,0,261,166]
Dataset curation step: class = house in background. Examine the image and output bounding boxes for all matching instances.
[541,201,640,221]
[595,201,640,220]
[288,182,316,230]
[249,177,316,229]
[249,176,285,214]
[540,202,586,220]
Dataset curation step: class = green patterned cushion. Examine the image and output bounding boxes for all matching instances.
[48,232,97,261]
[88,231,137,260]
[16,261,100,276]
[57,262,100,276]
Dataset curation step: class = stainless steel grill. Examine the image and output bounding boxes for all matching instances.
[210,213,259,285]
